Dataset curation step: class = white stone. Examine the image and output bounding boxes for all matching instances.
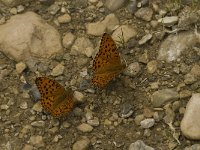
[86,21,106,36]
[16,62,26,74]
[158,31,200,62]
[20,102,28,109]
[32,102,43,112]
[147,60,157,74]
[57,14,71,23]
[0,12,63,62]
[51,64,65,76]
[158,16,178,27]
[124,62,140,77]
[74,91,85,103]
[103,13,119,32]
[181,93,200,140]
[86,13,119,36]
[140,118,155,129]
[29,135,44,147]
[62,32,75,48]
[112,25,137,43]
[129,140,154,150]
[10,8,17,14]
[138,33,152,45]
[88,0,98,3]
[71,37,94,56]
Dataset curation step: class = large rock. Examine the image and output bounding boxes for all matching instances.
[158,31,200,62]
[181,93,200,140]
[0,11,63,62]
[86,13,119,36]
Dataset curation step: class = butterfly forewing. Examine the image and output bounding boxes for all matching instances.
[35,77,65,98]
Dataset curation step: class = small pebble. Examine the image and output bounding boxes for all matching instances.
[77,123,93,132]
[20,102,28,109]
[1,104,9,110]
[140,118,155,129]
[51,64,65,76]
[57,14,71,23]
[16,62,27,74]
[17,5,25,13]
[31,121,45,127]
[72,137,90,150]
[74,91,85,103]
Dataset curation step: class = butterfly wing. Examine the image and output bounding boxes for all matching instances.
[51,88,74,117]
[93,33,123,73]
[92,72,118,88]
[92,33,126,87]
[35,77,73,117]
[35,77,65,98]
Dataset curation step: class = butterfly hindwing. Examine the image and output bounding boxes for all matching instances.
[92,72,117,88]
[51,94,74,117]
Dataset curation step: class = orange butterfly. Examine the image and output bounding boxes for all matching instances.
[91,33,126,88]
[35,77,73,117]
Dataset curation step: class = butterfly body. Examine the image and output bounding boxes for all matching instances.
[35,77,73,117]
[92,33,126,88]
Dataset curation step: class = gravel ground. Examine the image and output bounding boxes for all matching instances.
[0,0,200,150]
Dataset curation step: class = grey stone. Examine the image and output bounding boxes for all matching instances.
[151,89,179,107]
[135,7,153,21]
[105,0,127,11]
